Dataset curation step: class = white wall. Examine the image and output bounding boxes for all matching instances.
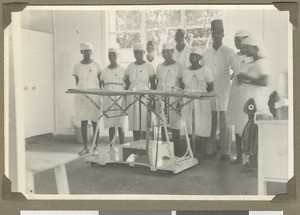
[54,11,107,133]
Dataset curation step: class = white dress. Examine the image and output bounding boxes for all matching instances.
[172,45,192,73]
[73,60,102,122]
[201,45,235,111]
[100,65,126,128]
[182,66,214,137]
[227,53,253,135]
[156,62,183,130]
[242,59,272,115]
[125,62,156,131]
[146,54,162,73]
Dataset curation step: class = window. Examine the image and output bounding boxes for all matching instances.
[110,9,222,65]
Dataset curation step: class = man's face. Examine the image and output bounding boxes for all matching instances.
[175,32,185,44]
[146,43,155,54]
[240,44,247,55]
[212,28,224,44]
[162,49,174,60]
[81,49,92,59]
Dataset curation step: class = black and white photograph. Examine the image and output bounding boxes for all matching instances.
[5,5,293,199]
[19,211,283,215]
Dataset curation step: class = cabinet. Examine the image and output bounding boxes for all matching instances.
[22,29,55,137]
[257,120,292,195]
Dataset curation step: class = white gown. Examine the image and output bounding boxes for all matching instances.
[100,65,127,128]
[125,62,156,131]
[73,61,102,122]
[182,66,214,137]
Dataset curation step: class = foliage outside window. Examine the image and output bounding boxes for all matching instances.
[114,9,222,56]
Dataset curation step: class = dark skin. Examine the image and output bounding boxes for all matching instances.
[212,28,224,51]
[74,49,99,153]
[101,51,125,144]
[175,31,186,52]
[237,45,268,87]
[146,42,155,62]
[124,49,156,141]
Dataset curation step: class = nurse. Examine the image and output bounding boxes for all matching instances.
[100,46,126,145]
[124,43,156,141]
[182,47,214,162]
[156,42,184,157]
[237,36,271,172]
[227,29,252,164]
[201,19,236,161]
[73,42,102,155]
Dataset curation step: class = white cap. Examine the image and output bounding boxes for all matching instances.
[235,29,252,37]
[108,44,120,54]
[80,42,93,51]
[133,43,145,51]
[242,36,268,58]
[190,47,203,56]
[162,42,175,50]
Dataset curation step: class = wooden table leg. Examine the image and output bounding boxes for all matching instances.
[54,165,70,194]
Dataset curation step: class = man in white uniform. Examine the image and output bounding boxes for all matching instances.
[172,29,192,71]
[201,19,235,161]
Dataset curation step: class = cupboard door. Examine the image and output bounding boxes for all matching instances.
[22,29,54,137]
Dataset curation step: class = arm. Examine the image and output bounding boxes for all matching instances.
[150,75,156,90]
[74,75,79,86]
[206,81,214,92]
[237,73,268,87]
[179,77,185,90]
[124,75,130,90]
[98,73,103,89]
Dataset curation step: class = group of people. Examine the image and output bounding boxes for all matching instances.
[73,19,271,172]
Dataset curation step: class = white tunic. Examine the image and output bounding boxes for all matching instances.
[125,62,156,131]
[156,62,183,130]
[73,61,102,122]
[182,66,214,137]
[146,54,162,73]
[202,44,235,111]
[227,53,253,134]
[172,45,192,71]
[100,65,126,128]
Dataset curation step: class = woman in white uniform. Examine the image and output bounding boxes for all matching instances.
[236,36,271,172]
[124,43,156,141]
[156,42,184,157]
[182,47,214,162]
[227,30,252,164]
[73,42,102,155]
[100,46,126,145]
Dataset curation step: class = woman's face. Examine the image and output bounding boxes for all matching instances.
[134,50,145,61]
[108,52,118,63]
[189,53,202,65]
[245,45,258,57]
[81,49,92,59]
[234,37,244,50]
[162,49,174,60]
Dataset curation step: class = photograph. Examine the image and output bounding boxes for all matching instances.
[5,4,293,200]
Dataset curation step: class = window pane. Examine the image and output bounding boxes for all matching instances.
[185,10,204,27]
[116,11,142,31]
[146,29,177,53]
[186,28,211,48]
[126,11,142,30]
[146,10,180,29]
[116,32,142,49]
[116,11,126,32]
[203,10,223,25]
